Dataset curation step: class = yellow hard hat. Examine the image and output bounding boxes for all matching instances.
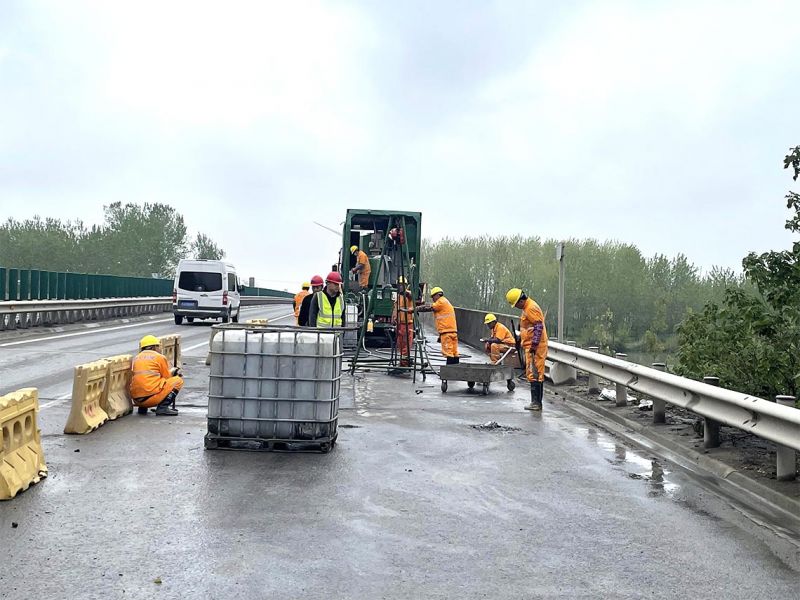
[430,286,443,297]
[140,335,160,349]
[484,313,497,324]
[397,276,408,284]
[350,245,359,253]
[302,282,310,289]
[506,288,523,306]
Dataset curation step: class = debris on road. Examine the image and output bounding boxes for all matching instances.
[470,421,521,432]
[599,387,638,404]
[638,399,653,411]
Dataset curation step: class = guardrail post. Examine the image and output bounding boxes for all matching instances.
[614,353,628,407]
[652,363,667,424]
[702,376,721,448]
[775,395,797,481]
[587,346,600,393]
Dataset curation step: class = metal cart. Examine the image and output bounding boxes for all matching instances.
[438,363,517,395]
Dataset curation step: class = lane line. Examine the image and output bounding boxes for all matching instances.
[180,313,295,352]
[0,305,286,348]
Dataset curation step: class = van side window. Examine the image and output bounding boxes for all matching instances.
[228,273,237,292]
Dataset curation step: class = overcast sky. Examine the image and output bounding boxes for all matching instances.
[1,1,799,289]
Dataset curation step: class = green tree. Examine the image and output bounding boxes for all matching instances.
[192,233,225,260]
[677,146,800,398]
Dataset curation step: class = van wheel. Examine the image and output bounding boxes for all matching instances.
[186,317,194,323]
[221,311,230,324]
[232,310,239,323]
[174,315,183,325]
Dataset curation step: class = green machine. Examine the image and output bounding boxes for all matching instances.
[340,209,423,343]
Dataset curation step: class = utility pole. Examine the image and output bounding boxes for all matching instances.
[556,242,565,341]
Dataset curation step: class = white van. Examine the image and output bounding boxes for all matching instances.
[172,259,241,325]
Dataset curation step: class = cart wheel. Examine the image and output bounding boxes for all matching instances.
[467,381,475,389]
[507,379,516,392]
[482,383,490,395]
[441,381,448,393]
[320,442,331,453]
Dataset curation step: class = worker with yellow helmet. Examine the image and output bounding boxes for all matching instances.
[412,286,459,364]
[482,313,516,364]
[294,282,311,324]
[506,288,548,411]
[129,335,183,416]
[392,276,416,368]
[349,245,372,290]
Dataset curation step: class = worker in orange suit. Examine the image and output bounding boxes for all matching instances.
[350,245,372,290]
[482,313,516,364]
[507,288,548,411]
[391,276,415,368]
[414,286,459,364]
[130,335,183,416]
[294,282,311,324]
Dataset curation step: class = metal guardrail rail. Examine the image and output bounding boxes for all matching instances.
[0,296,291,331]
[549,341,800,452]
[453,306,800,455]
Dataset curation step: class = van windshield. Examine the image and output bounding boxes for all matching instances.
[178,271,223,292]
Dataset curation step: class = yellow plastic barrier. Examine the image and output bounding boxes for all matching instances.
[101,355,133,420]
[0,388,47,500]
[160,334,181,368]
[64,360,110,434]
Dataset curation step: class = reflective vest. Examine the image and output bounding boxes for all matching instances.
[431,296,457,334]
[130,350,169,398]
[317,292,343,327]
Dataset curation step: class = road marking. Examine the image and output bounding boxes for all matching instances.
[180,313,295,352]
[40,395,70,409]
[0,306,286,348]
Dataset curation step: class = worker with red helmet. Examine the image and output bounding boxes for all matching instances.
[309,271,346,327]
[298,275,324,326]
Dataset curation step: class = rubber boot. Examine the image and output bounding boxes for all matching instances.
[538,379,545,406]
[445,356,460,365]
[524,382,542,411]
[155,391,179,416]
[137,406,148,415]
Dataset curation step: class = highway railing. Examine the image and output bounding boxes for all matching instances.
[454,306,800,478]
[0,296,291,331]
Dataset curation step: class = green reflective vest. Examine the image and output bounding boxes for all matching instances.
[317,292,343,327]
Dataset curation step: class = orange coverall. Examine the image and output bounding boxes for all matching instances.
[432,296,459,358]
[294,289,310,323]
[520,298,548,383]
[354,250,371,288]
[130,350,184,408]
[485,322,516,363]
[392,291,415,366]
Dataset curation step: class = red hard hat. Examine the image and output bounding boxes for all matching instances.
[326,271,343,284]
[310,275,324,286]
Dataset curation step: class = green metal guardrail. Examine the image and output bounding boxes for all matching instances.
[0,266,293,301]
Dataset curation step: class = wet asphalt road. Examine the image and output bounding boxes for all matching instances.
[1,312,799,599]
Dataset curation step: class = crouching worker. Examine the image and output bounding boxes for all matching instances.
[130,335,183,416]
[482,313,515,364]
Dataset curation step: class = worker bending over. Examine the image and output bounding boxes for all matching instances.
[482,313,515,364]
[507,288,548,411]
[310,271,346,327]
[350,245,371,291]
[130,335,183,416]
[298,275,324,326]
[392,276,415,367]
[414,287,459,364]
[294,282,311,324]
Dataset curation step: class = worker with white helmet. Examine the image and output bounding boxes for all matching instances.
[506,288,548,411]
[129,335,183,416]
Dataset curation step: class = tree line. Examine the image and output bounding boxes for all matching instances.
[0,202,225,278]
[423,236,739,352]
